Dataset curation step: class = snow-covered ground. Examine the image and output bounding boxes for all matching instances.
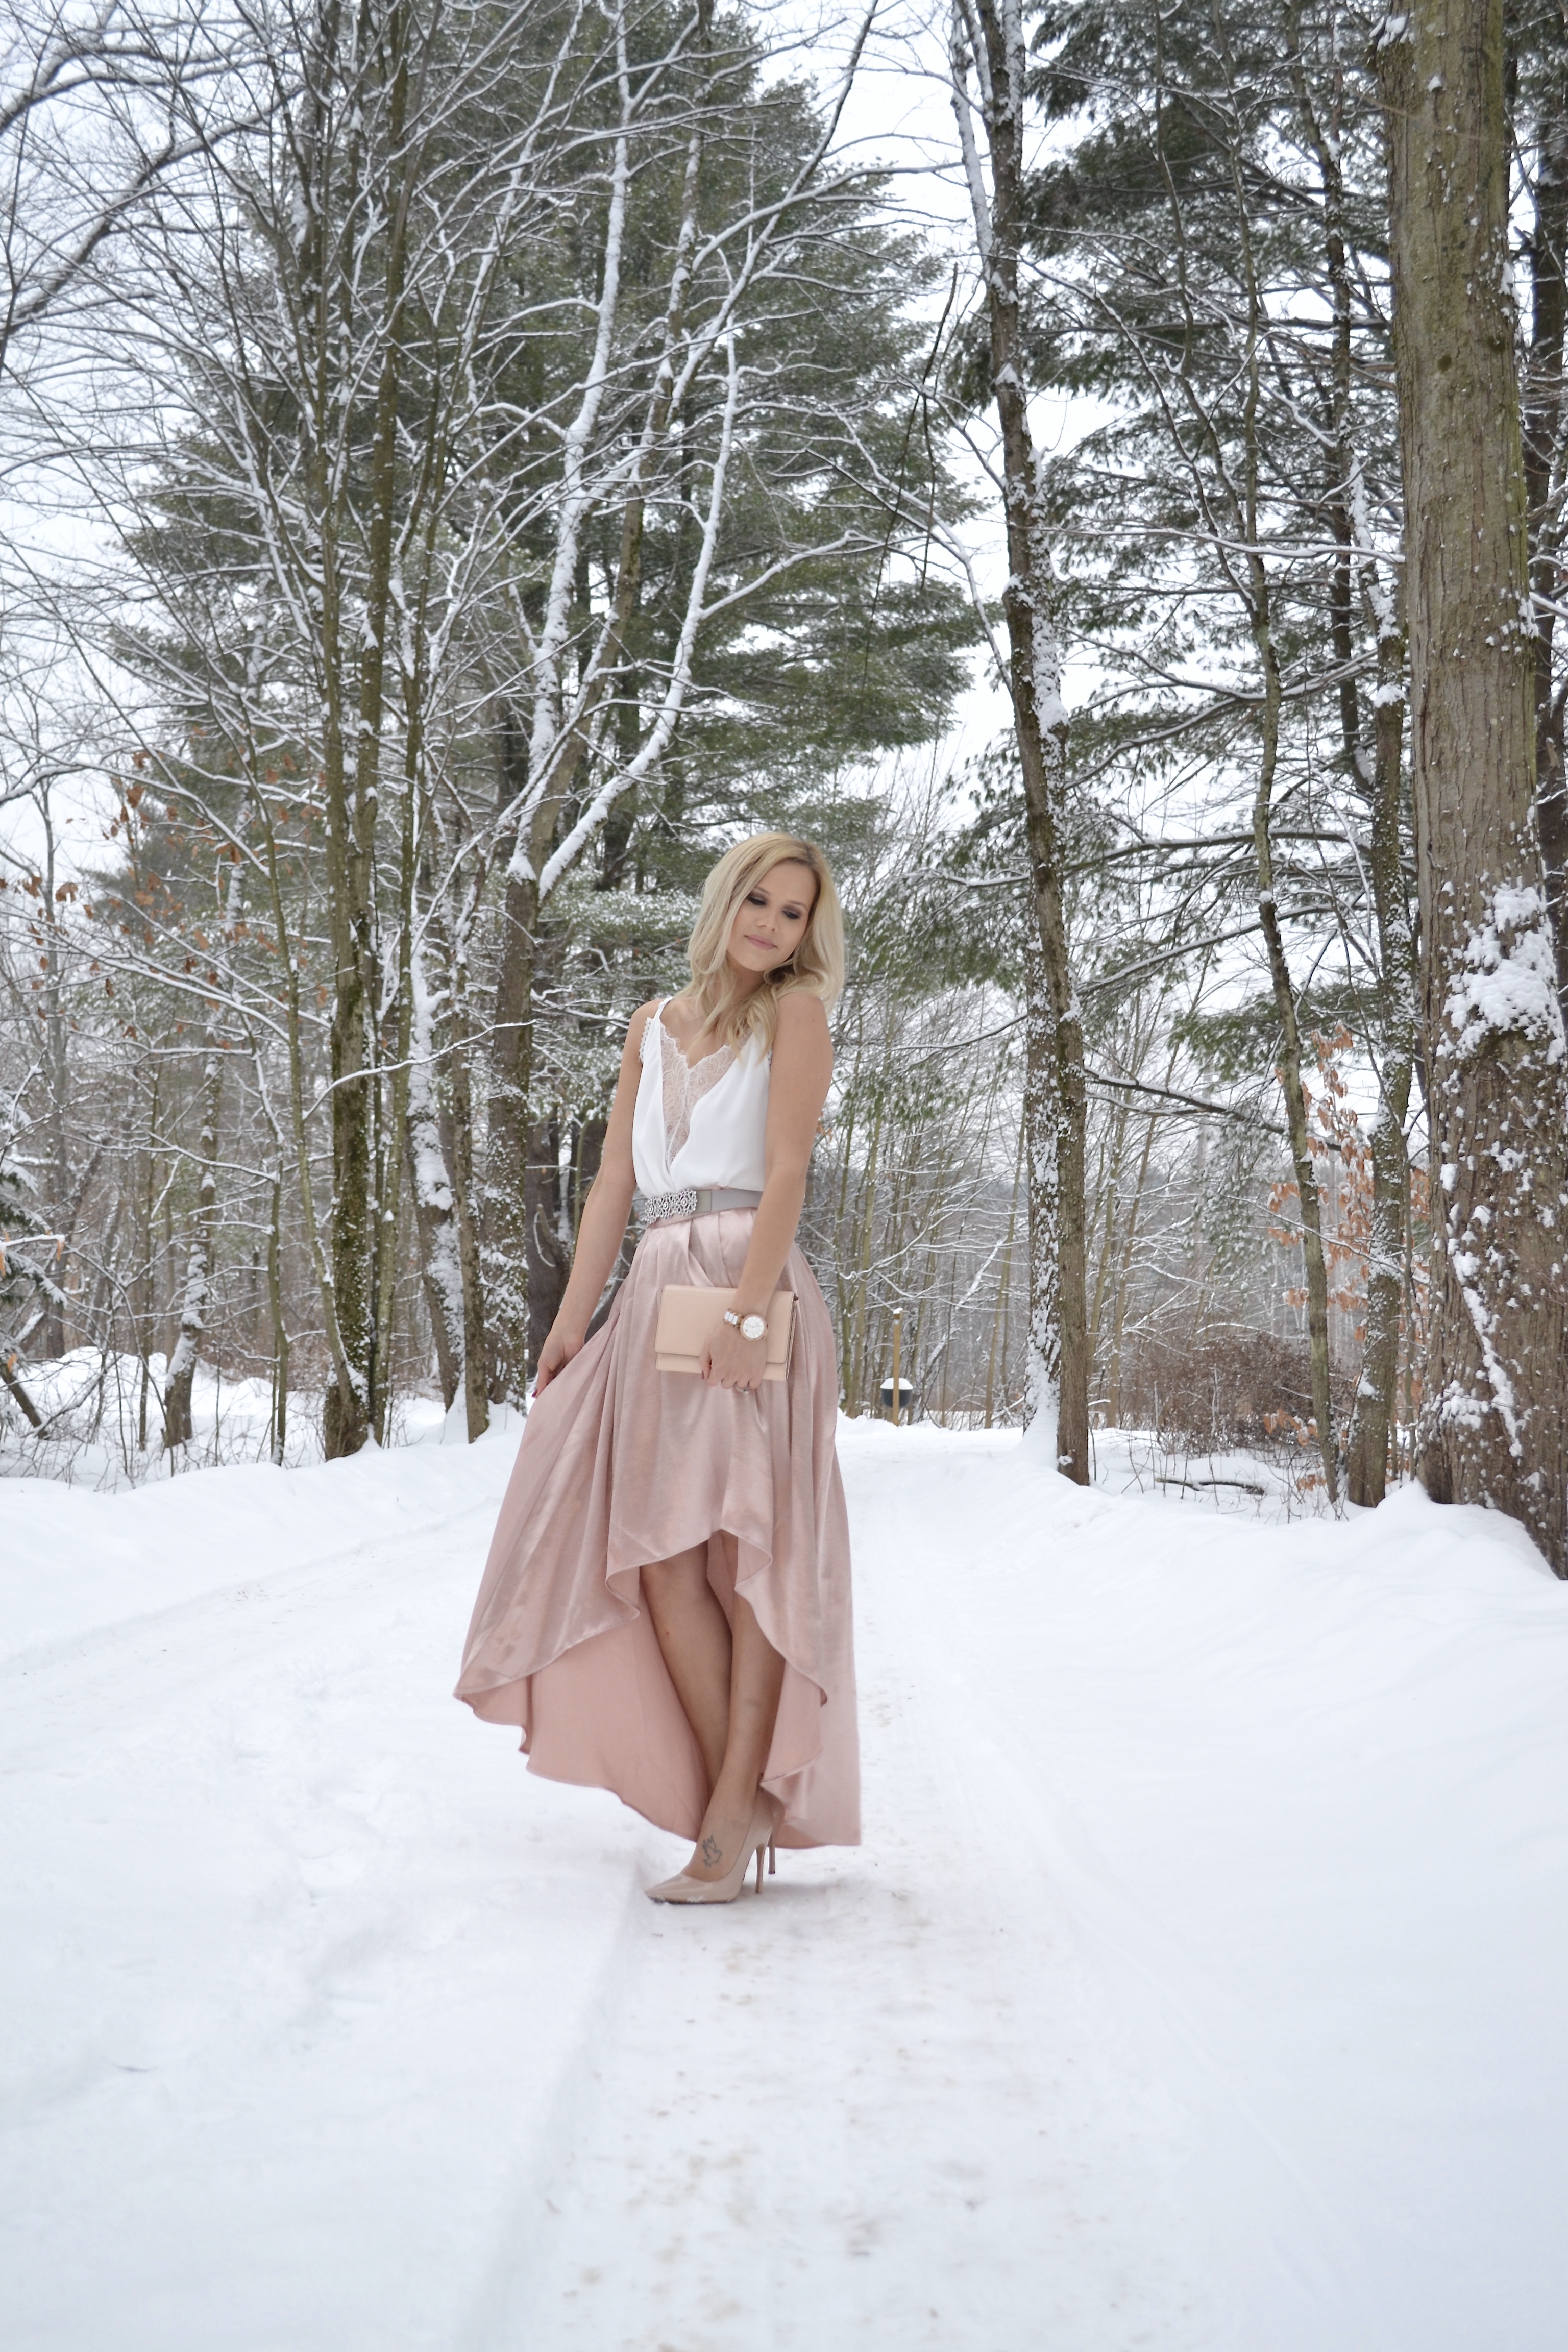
[3,1418,1565,2350]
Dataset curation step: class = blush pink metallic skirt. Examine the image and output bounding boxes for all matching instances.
[454,1209,860,1849]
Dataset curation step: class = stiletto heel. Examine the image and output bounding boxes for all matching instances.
[646,1796,776,1905]
[768,1839,776,1875]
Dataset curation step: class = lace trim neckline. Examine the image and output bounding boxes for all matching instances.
[654,1004,733,1160]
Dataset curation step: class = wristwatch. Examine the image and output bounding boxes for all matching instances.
[723,1308,768,1342]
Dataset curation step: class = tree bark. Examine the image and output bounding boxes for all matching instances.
[317,0,415,1458]
[1,1348,42,1429]
[254,779,361,1442]
[306,3,369,1460]
[37,793,70,1358]
[1346,607,1415,1505]
[446,1016,491,1446]
[483,860,540,1405]
[429,886,489,1444]
[163,1033,223,1450]
[1291,21,1415,1504]
[405,942,462,1412]
[1378,0,1568,1572]
[1239,500,1341,1503]
[1523,38,1568,1018]
[348,0,414,1449]
[525,1113,572,1369]
[266,1171,289,1465]
[964,0,1090,1481]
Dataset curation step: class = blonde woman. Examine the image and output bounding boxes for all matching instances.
[455,834,860,1901]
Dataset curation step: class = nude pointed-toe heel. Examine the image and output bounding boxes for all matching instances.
[646,1800,775,1905]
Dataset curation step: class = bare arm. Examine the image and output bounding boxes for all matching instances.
[532,1002,654,1392]
[701,993,833,1392]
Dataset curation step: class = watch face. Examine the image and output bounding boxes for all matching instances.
[741,1314,767,1341]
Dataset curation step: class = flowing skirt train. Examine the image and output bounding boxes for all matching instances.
[454,1208,860,1849]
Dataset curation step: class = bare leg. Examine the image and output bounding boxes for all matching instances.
[684,1563,786,1885]
[641,1544,732,1791]
[643,1535,788,1886]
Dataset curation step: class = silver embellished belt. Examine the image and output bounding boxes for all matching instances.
[636,1185,763,1224]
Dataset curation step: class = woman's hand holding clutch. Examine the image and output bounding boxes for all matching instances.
[701,1317,769,1392]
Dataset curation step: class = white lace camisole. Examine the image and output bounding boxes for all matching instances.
[630,999,770,1197]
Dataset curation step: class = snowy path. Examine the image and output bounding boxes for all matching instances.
[4,1425,1567,2349]
[495,1466,1213,2352]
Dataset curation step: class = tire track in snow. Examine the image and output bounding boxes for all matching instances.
[485,1466,1224,2352]
[860,1438,1361,2352]
[0,1475,660,2352]
[0,1495,500,1774]
[2,1486,499,1689]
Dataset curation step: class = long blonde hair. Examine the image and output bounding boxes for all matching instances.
[678,832,844,1053]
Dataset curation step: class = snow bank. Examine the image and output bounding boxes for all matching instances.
[1,1350,452,1491]
[2,1422,1564,2349]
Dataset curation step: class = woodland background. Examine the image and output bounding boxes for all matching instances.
[2,0,1564,1547]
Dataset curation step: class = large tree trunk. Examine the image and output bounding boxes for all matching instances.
[964,0,1089,1482]
[1523,36,1568,1019]
[1378,0,1568,1573]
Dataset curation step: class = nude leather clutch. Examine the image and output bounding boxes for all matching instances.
[654,1285,796,1380]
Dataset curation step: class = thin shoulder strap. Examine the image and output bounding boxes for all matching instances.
[639,997,667,1065]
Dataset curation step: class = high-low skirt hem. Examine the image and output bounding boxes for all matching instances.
[454,1209,860,1850]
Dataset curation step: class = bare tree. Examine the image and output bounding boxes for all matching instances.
[36,0,932,1462]
[479,0,887,1406]
[0,0,274,388]
[948,0,1089,1482]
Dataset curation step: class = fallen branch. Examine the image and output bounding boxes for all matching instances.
[1153,1473,1267,1496]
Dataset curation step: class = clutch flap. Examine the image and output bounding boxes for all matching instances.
[654,1285,795,1380]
